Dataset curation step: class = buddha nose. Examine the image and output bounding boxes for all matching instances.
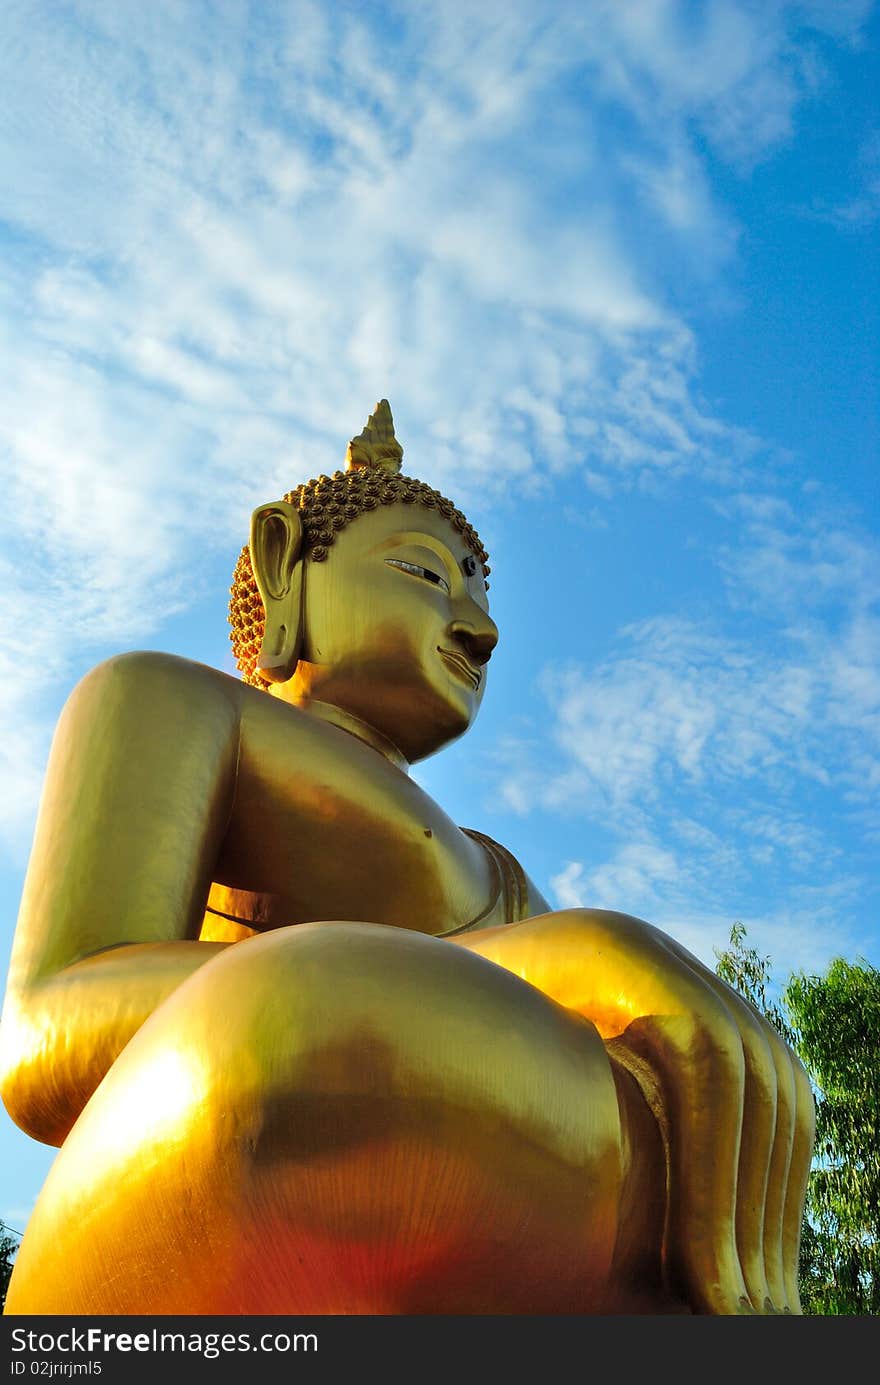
[449,608,499,666]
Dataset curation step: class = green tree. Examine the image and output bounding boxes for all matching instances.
[0,1220,19,1312]
[785,958,880,1315]
[714,925,880,1315]
[715,921,795,1046]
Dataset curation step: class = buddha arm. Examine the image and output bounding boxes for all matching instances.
[0,652,243,1146]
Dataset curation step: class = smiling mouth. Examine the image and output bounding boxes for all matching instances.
[438,647,482,690]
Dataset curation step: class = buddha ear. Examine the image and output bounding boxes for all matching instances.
[249,500,304,684]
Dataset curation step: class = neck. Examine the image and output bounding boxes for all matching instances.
[292,696,410,773]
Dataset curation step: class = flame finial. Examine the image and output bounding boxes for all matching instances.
[345,399,404,474]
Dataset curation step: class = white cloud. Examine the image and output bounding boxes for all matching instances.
[549,844,870,979]
[526,497,880,815]
[492,490,878,979]
[563,620,828,793]
[719,491,880,615]
[551,842,681,914]
[0,0,872,863]
[532,0,862,172]
[804,126,880,228]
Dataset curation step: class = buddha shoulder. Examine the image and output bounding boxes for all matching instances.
[56,652,410,789]
[59,651,245,741]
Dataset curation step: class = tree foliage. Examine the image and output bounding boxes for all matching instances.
[714,925,880,1315]
[786,958,880,1314]
[715,922,795,1046]
[0,1220,18,1312]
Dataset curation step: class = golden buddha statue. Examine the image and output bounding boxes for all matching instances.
[0,401,814,1316]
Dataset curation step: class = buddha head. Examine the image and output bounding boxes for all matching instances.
[228,401,498,763]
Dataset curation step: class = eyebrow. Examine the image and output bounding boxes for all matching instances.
[380,532,459,566]
[376,531,488,594]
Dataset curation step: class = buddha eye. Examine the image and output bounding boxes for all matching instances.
[385,558,450,594]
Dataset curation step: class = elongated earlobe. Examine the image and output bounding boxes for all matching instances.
[249,501,304,683]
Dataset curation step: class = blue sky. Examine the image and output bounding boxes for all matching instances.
[0,0,877,1231]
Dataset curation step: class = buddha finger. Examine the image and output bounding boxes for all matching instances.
[751,1012,796,1312]
[661,942,779,1313]
[662,946,811,1316]
[782,1046,816,1314]
[661,940,811,1314]
[644,939,779,1313]
[616,988,750,1313]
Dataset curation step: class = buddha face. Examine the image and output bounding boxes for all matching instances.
[279,502,498,763]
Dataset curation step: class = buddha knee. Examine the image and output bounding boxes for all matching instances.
[174,921,621,1172]
[532,906,675,968]
[59,919,621,1208]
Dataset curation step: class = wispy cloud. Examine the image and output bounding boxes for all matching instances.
[495,493,878,975]
[805,127,880,227]
[550,853,871,978]
[0,0,873,867]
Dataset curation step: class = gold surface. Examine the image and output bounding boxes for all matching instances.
[0,402,814,1315]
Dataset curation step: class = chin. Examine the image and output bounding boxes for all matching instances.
[403,692,479,762]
